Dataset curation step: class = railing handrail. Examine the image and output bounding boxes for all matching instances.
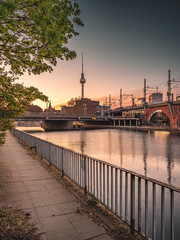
[12,128,180,193]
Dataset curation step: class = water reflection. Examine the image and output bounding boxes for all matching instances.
[119,131,123,167]
[142,133,148,176]
[166,134,174,185]
[31,129,180,187]
[80,130,86,155]
[108,130,112,161]
[131,131,135,162]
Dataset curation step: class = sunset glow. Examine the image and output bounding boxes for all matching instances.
[18,0,180,109]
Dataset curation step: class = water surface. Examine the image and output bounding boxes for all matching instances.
[31,129,180,188]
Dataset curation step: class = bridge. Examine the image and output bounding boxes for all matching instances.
[42,117,111,131]
[15,116,111,131]
[146,101,180,129]
[111,101,180,131]
[15,101,180,131]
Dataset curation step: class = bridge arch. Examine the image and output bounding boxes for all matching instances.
[149,110,170,126]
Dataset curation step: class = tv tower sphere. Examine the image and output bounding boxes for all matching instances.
[80,74,86,84]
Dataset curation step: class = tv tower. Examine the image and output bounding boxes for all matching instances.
[80,53,86,99]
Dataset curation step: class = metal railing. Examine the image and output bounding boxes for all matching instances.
[12,128,180,240]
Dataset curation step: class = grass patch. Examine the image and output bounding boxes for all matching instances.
[87,196,98,206]
[0,207,41,240]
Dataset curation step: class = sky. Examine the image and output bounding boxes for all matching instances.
[19,0,180,109]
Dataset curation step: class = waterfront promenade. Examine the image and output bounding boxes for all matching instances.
[0,132,112,240]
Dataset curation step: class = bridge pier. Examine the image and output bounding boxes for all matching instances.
[42,120,73,131]
[112,118,139,127]
[41,118,111,131]
[171,117,180,129]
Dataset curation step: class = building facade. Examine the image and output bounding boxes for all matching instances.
[149,93,163,104]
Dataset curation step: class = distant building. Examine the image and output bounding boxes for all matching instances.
[137,98,145,106]
[26,104,43,112]
[75,98,99,116]
[149,93,163,104]
[99,105,110,116]
[24,104,43,117]
[44,107,56,112]
[60,98,99,117]
[60,105,73,116]
[44,101,56,112]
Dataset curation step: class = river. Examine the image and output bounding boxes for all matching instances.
[30,129,180,188]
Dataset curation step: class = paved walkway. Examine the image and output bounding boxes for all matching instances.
[0,132,112,240]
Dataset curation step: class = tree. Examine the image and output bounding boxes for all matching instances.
[67,97,80,107]
[0,0,83,144]
[0,72,48,145]
[0,0,83,75]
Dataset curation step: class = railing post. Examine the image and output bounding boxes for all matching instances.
[62,148,64,177]
[70,152,73,180]
[115,168,118,215]
[96,161,99,199]
[80,155,82,187]
[120,170,122,218]
[125,172,128,222]
[72,152,75,181]
[75,153,77,183]
[170,189,174,240]
[49,142,51,166]
[145,180,148,238]
[41,140,43,159]
[111,166,114,211]
[87,157,89,192]
[131,174,135,233]
[161,186,165,240]
[100,162,102,202]
[84,156,87,195]
[34,142,37,154]
[138,177,141,232]
[107,165,110,208]
[152,183,156,240]
[103,163,105,204]
[90,159,93,194]
[93,160,95,195]
[78,154,80,185]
